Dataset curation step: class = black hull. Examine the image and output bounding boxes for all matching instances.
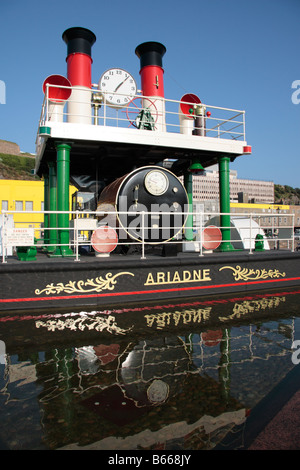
[1,250,299,314]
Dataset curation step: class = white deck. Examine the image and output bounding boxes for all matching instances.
[35,85,251,173]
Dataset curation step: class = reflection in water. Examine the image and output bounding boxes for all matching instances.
[0,288,300,450]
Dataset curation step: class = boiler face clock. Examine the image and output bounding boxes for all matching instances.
[99,68,137,107]
[144,170,169,196]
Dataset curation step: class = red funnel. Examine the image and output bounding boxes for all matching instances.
[180,93,201,117]
[42,75,72,103]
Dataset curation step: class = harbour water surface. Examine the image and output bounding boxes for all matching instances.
[1,287,300,450]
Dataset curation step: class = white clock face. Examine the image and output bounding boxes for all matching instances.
[98,68,137,108]
[144,170,169,196]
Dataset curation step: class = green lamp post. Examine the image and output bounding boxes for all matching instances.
[47,161,59,255]
[56,142,74,257]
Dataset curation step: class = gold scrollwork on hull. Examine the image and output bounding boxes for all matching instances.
[219,265,286,281]
[35,272,134,296]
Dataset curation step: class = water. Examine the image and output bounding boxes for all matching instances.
[1,287,300,450]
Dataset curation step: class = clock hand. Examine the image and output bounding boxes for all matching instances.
[114,75,130,93]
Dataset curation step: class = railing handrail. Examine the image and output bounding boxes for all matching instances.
[36,83,247,148]
[1,208,296,263]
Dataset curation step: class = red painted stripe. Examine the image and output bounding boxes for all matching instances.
[0,277,300,305]
[1,288,300,323]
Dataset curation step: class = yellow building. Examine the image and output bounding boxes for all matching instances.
[0,180,76,235]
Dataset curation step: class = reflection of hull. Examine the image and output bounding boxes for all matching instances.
[118,337,190,407]
[74,329,246,446]
[1,251,300,313]
[1,287,299,355]
[1,294,297,450]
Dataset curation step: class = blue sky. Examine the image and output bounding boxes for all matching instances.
[0,0,299,187]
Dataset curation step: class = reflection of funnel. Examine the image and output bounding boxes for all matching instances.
[135,42,166,132]
[62,27,96,124]
[43,75,72,122]
[179,93,201,135]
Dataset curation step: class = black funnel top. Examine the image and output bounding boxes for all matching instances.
[135,42,166,68]
[62,27,96,57]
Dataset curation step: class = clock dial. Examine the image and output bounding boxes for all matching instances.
[98,68,137,108]
[144,170,169,196]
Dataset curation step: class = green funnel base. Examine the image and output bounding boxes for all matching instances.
[217,242,235,252]
[47,248,63,258]
[61,247,75,257]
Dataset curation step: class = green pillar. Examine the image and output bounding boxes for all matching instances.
[218,156,234,251]
[184,171,194,241]
[47,161,59,255]
[56,142,74,257]
[43,173,50,246]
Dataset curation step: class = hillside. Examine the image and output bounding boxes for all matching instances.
[0,153,40,180]
[274,184,300,205]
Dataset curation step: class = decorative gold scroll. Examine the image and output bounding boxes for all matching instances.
[219,265,286,281]
[35,272,134,296]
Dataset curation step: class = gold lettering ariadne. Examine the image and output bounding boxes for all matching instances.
[144,269,211,286]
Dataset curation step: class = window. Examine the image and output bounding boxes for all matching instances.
[1,200,8,211]
[25,201,33,211]
[15,201,23,211]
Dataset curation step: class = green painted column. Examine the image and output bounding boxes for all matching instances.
[56,142,74,257]
[184,171,194,241]
[47,161,58,255]
[218,156,234,251]
[43,173,50,246]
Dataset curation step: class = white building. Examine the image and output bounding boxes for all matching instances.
[191,166,274,204]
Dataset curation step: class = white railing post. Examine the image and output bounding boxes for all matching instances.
[1,211,7,264]
[292,214,295,252]
[75,211,80,262]
[249,213,253,254]
[199,211,204,257]
[103,93,107,126]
